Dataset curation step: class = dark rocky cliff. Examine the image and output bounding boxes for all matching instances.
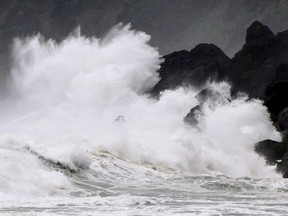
[153,21,288,176]
[230,21,288,99]
[151,44,231,95]
[153,21,288,113]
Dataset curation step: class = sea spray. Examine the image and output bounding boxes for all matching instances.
[0,24,282,196]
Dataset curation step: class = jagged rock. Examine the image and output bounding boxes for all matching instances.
[277,108,288,131]
[276,153,288,178]
[195,88,221,104]
[265,64,288,96]
[184,87,230,126]
[152,21,288,100]
[151,20,288,177]
[264,64,288,123]
[228,21,288,99]
[277,30,288,44]
[255,139,287,165]
[151,44,231,95]
[245,21,275,44]
[255,131,288,178]
[184,105,201,126]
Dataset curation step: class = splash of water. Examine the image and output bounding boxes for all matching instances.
[0,24,281,196]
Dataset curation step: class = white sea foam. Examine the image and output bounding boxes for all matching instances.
[0,24,282,197]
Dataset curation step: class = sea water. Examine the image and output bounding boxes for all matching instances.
[0,24,287,215]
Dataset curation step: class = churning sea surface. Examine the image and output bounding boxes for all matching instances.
[1,152,288,216]
[0,25,287,215]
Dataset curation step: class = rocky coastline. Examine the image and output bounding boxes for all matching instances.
[151,21,288,177]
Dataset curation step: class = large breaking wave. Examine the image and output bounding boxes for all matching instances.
[0,24,281,197]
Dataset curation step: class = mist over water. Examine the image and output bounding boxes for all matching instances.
[0,25,282,199]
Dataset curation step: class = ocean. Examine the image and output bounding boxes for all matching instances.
[0,24,287,215]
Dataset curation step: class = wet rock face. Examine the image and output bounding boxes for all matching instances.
[153,21,288,129]
[242,21,279,63]
[254,139,287,164]
[151,21,288,177]
[151,44,231,96]
[264,64,288,124]
[184,105,201,126]
[245,21,275,43]
[276,153,288,178]
[184,87,230,127]
[229,21,288,99]
[278,108,288,131]
[152,21,288,100]
[255,137,288,178]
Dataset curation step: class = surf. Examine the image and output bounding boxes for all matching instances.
[0,24,281,197]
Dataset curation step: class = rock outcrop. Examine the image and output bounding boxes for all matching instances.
[255,139,287,165]
[184,87,230,126]
[151,44,231,95]
[229,21,288,99]
[276,153,288,178]
[152,20,288,177]
[264,64,288,124]
[152,21,288,100]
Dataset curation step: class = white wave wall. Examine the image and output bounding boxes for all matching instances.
[0,24,282,196]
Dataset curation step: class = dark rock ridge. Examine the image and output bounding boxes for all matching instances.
[152,21,288,177]
[151,44,231,96]
[184,87,230,127]
[276,153,288,178]
[153,21,288,98]
[264,64,288,125]
[230,21,288,99]
[254,139,287,165]
[233,25,288,164]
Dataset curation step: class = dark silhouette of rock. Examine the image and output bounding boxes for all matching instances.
[278,108,288,131]
[276,153,288,178]
[195,88,223,104]
[231,25,288,173]
[184,87,230,126]
[228,21,288,99]
[151,21,288,176]
[255,139,287,165]
[245,21,275,43]
[151,44,231,95]
[256,131,288,177]
[152,21,288,100]
[264,64,288,124]
[184,105,201,126]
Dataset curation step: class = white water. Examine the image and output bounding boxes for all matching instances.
[0,24,286,215]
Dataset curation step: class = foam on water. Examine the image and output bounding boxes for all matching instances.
[0,24,282,198]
